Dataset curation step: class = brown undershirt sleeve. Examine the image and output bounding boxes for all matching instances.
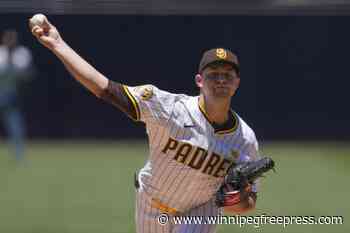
[99,80,139,121]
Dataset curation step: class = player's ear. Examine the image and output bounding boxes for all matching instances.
[195,74,204,88]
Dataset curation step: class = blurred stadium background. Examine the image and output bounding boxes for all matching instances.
[0,0,349,233]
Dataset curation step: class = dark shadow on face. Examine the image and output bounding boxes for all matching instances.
[200,64,240,99]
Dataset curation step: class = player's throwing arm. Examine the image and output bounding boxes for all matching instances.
[29,14,109,97]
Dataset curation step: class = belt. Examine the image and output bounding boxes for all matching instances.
[151,198,179,215]
[135,172,179,215]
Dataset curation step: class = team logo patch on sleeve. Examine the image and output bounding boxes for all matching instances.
[133,85,154,101]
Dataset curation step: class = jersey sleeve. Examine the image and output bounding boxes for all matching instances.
[122,84,180,124]
[248,136,260,193]
[238,133,260,193]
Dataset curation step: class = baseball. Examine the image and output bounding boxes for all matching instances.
[30,14,47,26]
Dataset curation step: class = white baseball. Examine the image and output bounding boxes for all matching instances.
[30,14,47,26]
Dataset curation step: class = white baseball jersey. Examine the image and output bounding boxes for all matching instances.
[123,84,259,233]
[0,45,33,94]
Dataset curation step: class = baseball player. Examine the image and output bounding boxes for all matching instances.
[0,29,34,161]
[30,16,260,233]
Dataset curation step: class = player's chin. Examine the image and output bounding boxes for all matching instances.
[213,90,234,99]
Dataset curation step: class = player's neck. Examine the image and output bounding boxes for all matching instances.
[199,95,231,125]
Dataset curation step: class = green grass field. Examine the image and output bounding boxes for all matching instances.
[0,141,349,233]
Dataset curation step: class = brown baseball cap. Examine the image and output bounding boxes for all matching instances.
[198,48,239,74]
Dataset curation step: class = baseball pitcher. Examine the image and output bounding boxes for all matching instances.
[30,15,274,233]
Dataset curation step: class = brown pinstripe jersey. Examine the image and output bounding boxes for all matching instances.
[122,84,260,212]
